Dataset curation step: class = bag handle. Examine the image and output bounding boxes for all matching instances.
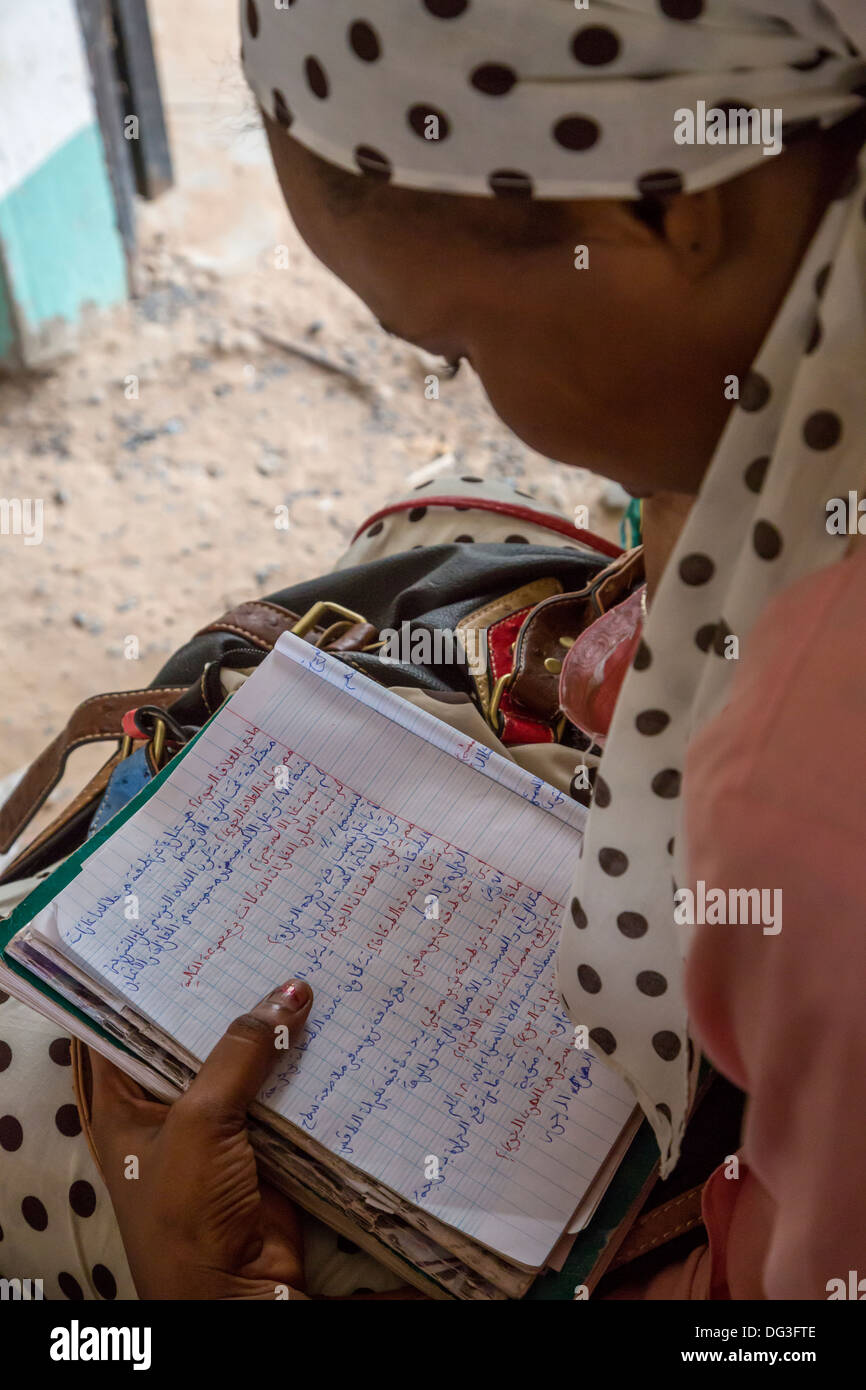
[0,685,187,857]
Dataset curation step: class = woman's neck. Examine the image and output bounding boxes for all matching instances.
[642,492,695,603]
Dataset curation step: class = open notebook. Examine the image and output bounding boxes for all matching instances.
[0,633,647,1298]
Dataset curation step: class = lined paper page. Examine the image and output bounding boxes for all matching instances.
[46,635,635,1266]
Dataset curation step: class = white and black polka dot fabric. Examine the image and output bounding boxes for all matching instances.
[334,473,598,566]
[559,147,866,1172]
[0,992,136,1300]
[242,0,866,200]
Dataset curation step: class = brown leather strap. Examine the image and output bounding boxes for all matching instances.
[196,600,304,651]
[196,601,378,656]
[508,547,644,728]
[326,621,378,653]
[508,590,597,725]
[591,545,645,615]
[0,752,123,886]
[2,600,378,866]
[609,1184,705,1270]
[0,686,186,855]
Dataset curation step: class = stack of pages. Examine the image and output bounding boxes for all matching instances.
[0,633,643,1299]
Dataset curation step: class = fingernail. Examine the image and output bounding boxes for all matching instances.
[272,979,311,1013]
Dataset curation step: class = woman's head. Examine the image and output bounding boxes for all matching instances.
[266,119,859,494]
[243,0,866,494]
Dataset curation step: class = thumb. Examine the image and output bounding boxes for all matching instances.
[89,1050,170,1172]
[184,978,313,1124]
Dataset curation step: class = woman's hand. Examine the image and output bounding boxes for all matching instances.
[89,978,313,1300]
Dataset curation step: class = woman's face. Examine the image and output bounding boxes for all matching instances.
[264,120,825,497]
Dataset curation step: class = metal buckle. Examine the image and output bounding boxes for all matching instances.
[488,671,513,734]
[151,717,167,768]
[489,671,568,742]
[119,715,168,769]
[290,600,365,641]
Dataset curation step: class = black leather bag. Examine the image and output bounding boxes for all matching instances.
[0,540,610,884]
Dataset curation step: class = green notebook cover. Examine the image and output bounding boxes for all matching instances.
[0,720,214,1051]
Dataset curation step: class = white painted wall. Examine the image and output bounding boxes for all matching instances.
[0,0,95,199]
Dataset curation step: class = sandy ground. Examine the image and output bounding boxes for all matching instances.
[0,0,622,835]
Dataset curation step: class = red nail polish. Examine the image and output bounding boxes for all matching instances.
[277,979,311,1011]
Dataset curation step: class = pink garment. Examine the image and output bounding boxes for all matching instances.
[618,546,866,1299]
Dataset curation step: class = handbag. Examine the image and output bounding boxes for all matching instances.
[0,537,633,883]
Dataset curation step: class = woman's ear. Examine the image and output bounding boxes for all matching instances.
[662,186,725,279]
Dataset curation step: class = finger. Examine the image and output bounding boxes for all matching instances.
[185,979,313,1124]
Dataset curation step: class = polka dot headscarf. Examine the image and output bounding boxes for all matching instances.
[243,1,866,1173]
[242,0,865,199]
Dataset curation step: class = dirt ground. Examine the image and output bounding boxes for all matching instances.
[0,0,622,841]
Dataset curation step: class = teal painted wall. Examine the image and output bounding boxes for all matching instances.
[0,123,126,364]
[0,252,14,362]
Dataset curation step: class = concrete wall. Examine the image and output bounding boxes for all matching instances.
[0,0,127,367]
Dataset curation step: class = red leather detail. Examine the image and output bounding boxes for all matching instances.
[499,691,555,746]
[487,608,527,685]
[352,497,622,558]
[121,710,146,740]
[559,587,644,746]
[488,607,554,746]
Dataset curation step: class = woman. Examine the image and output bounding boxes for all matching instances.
[3,0,865,1299]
